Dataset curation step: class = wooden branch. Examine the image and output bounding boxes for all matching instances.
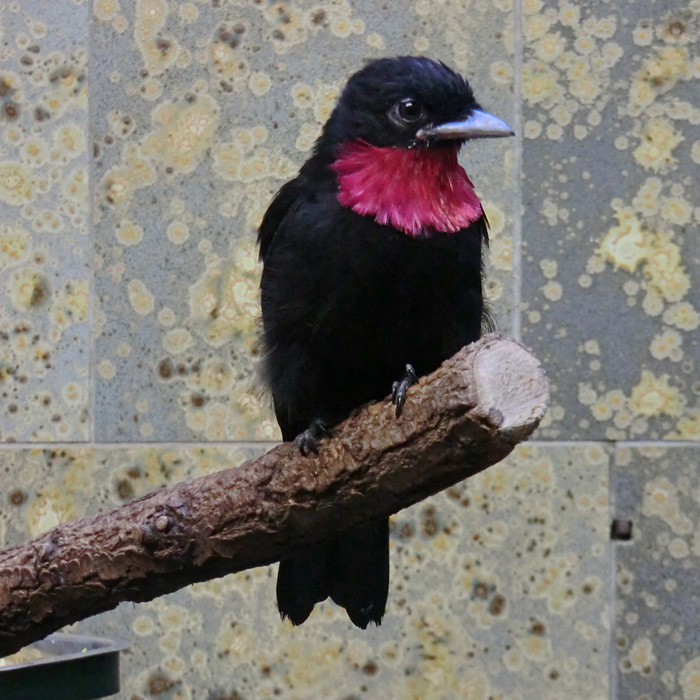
[0,334,548,656]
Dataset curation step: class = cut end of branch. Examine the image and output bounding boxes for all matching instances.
[470,333,549,439]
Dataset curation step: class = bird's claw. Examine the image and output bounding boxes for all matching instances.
[391,364,418,418]
[295,419,331,456]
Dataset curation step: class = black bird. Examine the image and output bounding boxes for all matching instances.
[258,56,513,628]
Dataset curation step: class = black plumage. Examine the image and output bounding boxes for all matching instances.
[257,56,511,628]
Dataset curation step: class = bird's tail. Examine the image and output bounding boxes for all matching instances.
[276,519,390,628]
[276,540,333,626]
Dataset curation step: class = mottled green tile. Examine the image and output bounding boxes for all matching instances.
[1,443,610,700]
[520,0,700,440]
[613,445,700,700]
[0,0,90,442]
[90,0,517,441]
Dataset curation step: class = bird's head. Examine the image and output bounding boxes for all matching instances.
[314,57,513,237]
[319,56,513,152]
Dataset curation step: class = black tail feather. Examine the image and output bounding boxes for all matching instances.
[275,520,390,628]
[330,519,390,628]
[276,542,333,626]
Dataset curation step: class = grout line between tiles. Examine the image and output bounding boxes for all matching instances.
[511,0,524,342]
[526,440,700,448]
[87,5,97,445]
[0,439,699,450]
[0,440,280,450]
[608,452,619,700]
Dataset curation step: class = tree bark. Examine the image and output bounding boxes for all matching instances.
[0,334,548,657]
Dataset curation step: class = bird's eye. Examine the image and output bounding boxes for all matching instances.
[390,98,426,126]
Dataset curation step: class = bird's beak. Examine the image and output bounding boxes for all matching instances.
[416,109,514,141]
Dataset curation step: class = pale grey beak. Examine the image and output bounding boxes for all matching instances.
[416,109,514,141]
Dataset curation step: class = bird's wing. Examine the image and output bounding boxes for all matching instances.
[475,210,489,246]
[257,179,304,262]
[466,214,493,332]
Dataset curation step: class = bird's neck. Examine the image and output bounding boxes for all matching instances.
[329,140,483,237]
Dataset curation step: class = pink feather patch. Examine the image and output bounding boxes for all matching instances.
[330,140,483,237]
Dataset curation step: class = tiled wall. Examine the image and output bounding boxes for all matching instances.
[0,1,698,698]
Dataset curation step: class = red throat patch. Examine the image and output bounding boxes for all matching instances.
[330,140,483,237]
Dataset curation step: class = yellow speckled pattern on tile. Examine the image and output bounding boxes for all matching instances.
[521,0,700,442]
[613,446,700,700]
[0,0,90,442]
[1,445,609,700]
[90,0,515,442]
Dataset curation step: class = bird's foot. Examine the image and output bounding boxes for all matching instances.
[295,419,332,456]
[391,364,418,418]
